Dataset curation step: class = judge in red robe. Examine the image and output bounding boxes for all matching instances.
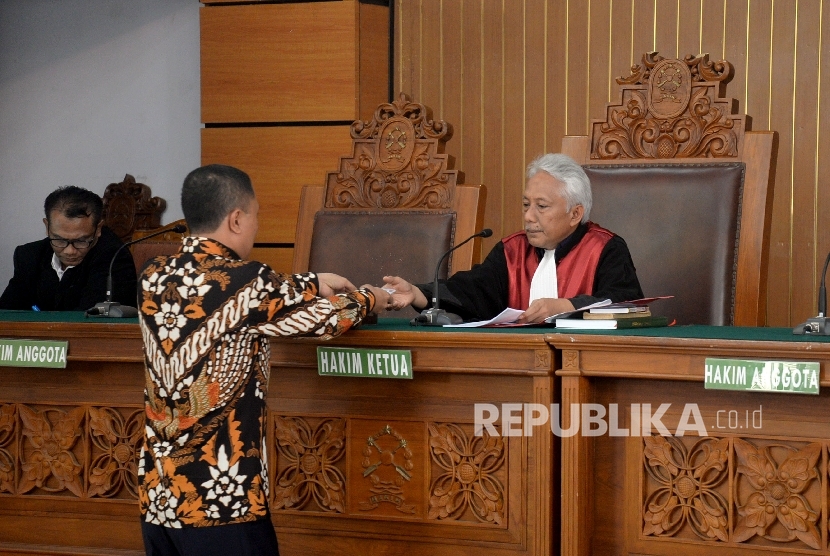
[384,153,642,323]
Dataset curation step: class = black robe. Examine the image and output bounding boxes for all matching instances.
[417,223,643,321]
[0,226,137,311]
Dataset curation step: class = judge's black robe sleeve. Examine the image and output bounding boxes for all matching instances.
[417,235,643,321]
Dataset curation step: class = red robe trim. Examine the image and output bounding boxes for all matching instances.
[502,222,614,309]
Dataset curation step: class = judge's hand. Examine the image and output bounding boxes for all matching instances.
[317,273,357,297]
[517,298,575,324]
[361,285,392,314]
[382,276,429,310]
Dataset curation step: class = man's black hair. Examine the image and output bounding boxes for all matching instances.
[44,186,104,226]
[181,165,255,234]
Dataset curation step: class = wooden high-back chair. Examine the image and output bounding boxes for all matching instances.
[293,94,486,315]
[563,53,778,326]
[102,174,166,243]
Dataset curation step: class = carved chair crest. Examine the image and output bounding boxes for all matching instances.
[325,93,458,209]
[591,52,747,159]
[102,174,166,242]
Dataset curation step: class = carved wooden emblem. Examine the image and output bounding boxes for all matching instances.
[428,422,505,524]
[642,435,730,541]
[733,438,821,548]
[272,416,347,513]
[592,52,744,160]
[325,93,457,210]
[102,174,167,242]
[358,424,415,514]
[648,59,691,119]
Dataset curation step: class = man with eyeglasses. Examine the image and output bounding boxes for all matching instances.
[0,185,136,311]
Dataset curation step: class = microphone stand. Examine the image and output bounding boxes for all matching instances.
[411,228,492,326]
[87,224,187,318]
[793,250,830,334]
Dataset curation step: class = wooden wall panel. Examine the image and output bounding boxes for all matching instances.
[201,126,353,244]
[396,0,830,327]
[201,2,359,123]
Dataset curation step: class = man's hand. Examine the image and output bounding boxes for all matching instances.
[517,298,575,324]
[361,285,392,314]
[317,273,357,297]
[382,276,429,310]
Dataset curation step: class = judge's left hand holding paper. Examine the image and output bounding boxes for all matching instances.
[383,153,643,324]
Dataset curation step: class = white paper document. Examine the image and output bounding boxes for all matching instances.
[443,308,525,327]
[442,299,612,328]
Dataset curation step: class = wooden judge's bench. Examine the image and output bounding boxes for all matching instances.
[3,313,830,555]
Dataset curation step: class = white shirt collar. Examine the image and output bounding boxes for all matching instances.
[51,252,75,281]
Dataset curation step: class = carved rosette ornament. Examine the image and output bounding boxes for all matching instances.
[359,424,416,514]
[428,422,505,524]
[0,404,15,494]
[592,52,743,160]
[18,405,86,496]
[642,435,730,541]
[271,416,347,513]
[326,93,457,210]
[87,407,143,498]
[733,439,821,548]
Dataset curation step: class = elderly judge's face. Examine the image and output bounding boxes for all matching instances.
[43,210,103,269]
[522,172,584,250]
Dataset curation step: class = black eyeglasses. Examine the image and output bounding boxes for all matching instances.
[48,237,95,249]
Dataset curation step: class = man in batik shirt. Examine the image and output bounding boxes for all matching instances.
[138,164,390,555]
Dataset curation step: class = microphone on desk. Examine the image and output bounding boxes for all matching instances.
[793,249,830,334]
[86,224,187,318]
[411,228,493,326]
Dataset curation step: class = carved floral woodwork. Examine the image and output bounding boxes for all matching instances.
[733,438,821,548]
[428,422,506,524]
[271,416,347,513]
[102,174,167,242]
[19,405,86,496]
[325,93,457,210]
[0,404,15,494]
[0,403,143,499]
[642,435,825,550]
[591,52,745,160]
[87,407,143,499]
[642,435,730,541]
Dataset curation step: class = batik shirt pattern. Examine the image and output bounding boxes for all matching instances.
[137,237,374,528]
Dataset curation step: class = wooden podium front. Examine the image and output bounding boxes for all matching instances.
[0,314,556,556]
[550,326,830,556]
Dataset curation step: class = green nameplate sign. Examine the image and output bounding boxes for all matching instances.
[0,339,68,368]
[317,347,413,379]
[705,357,820,395]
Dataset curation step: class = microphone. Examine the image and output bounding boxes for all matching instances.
[411,228,493,326]
[87,224,187,318]
[793,249,830,334]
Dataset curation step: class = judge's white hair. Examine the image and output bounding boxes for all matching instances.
[526,153,592,223]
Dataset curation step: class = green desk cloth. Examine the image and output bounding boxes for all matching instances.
[1,311,826,344]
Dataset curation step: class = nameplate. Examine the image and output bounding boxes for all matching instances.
[0,338,68,368]
[317,347,412,379]
[704,357,820,395]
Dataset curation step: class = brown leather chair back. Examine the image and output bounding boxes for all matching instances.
[563,53,777,326]
[585,163,744,325]
[309,211,456,310]
[130,219,189,274]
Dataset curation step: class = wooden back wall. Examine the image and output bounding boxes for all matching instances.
[395,0,829,328]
